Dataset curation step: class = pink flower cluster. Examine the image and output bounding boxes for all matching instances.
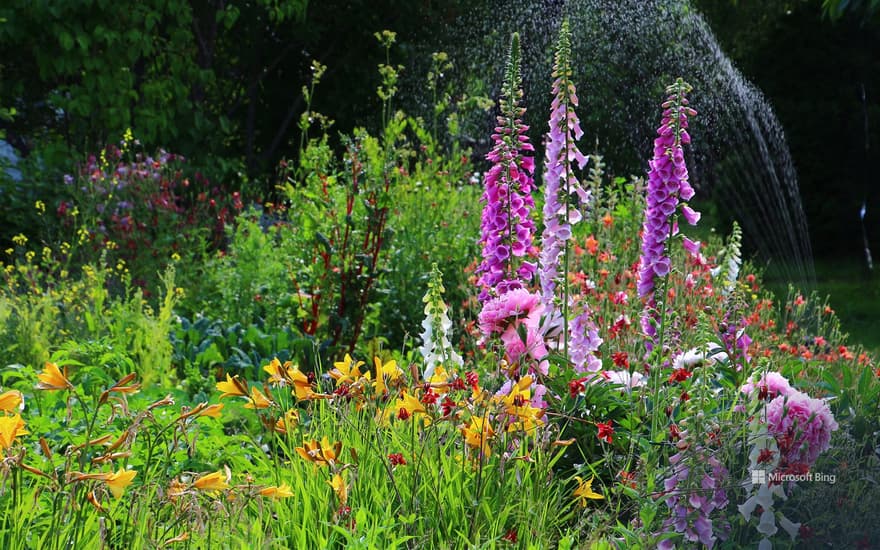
[741,372,838,467]
[478,288,548,374]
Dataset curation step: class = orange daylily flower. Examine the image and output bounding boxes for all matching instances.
[193,470,230,491]
[36,361,74,390]
[0,414,28,450]
[259,483,294,499]
[243,386,274,409]
[295,437,341,467]
[273,409,300,434]
[0,390,23,413]
[216,374,248,399]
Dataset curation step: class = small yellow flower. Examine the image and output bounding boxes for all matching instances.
[36,361,74,391]
[193,470,230,491]
[573,475,604,507]
[0,414,28,450]
[171,252,181,262]
[329,354,364,386]
[295,437,341,467]
[243,386,274,409]
[0,390,24,413]
[259,483,294,499]
[216,373,248,399]
[35,200,46,214]
[12,234,27,246]
[106,468,137,498]
[328,473,348,506]
[460,416,494,456]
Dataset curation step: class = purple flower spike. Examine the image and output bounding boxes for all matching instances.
[476,33,537,302]
[638,79,699,344]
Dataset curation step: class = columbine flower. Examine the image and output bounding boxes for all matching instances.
[36,361,74,390]
[637,79,698,343]
[105,468,137,498]
[0,414,28,451]
[539,18,590,307]
[216,373,248,399]
[193,470,230,491]
[329,354,364,386]
[259,483,294,499]
[475,32,537,301]
[0,390,23,413]
[572,475,603,506]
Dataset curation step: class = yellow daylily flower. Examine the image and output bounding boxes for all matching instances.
[106,468,137,498]
[263,358,287,386]
[273,409,300,434]
[294,437,341,467]
[573,475,604,507]
[193,470,230,491]
[216,373,248,399]
[429,365,451,393]
[373,356,402,396]
[0,414,28,450]
[198,403,224,419]
[0,390,23,413]
[460,416,494,456]
[243,386,274,409]
[287,364,315,400]
[36,361,74,391]
[393,391,427,420]
[329,354,364,386]
[328,473,348,506]
[259,483,294,499]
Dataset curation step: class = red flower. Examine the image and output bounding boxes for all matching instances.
[440,396,456,417]
[421,389,438,405]
[501,529,518,543]
[397,408,411,421]
[757,448,775,464]
[596,421,614,444]
[668,423,681,441]
[465,371,479,390]
[611,351,629,368]
[568,377,587,399]
[388,453,407,466]
[668,367,691,383]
